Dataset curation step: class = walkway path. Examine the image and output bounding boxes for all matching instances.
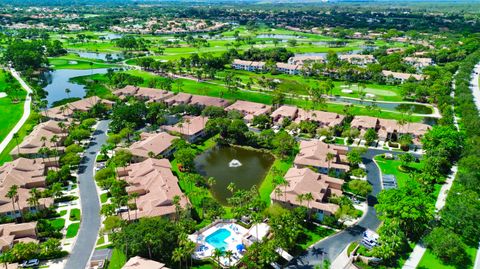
[0,68,32,154]
[64,120,109,269]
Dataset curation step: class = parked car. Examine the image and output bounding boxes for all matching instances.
[21,259,39,268]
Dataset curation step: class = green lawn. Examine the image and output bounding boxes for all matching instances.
[107,248,127,269]
[374,155,423,189]
[66,223,80,239]
[0,71,26,144]
[49,54,118,70]
[48,218,66,231]
[297,223,335,250]
[100,193,109,204]
[418,246,477,269]
[0,113,40,166]
[259,158,293,205]
[96,236,105,246]
[69,208,81,221]
[58,210,67,217]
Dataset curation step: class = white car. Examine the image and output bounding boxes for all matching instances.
[21,259,39,267]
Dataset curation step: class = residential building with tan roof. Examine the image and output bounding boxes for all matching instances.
[225,101,272,122]
[271,105,299,124]
[136,87,174,103]
[382,70,428,83]
[123,256,169,269]
[189,95,229,108]
[350,116,379,137]
[0,222,38,252]
[295,109,345,128]
[164,92,193,106]
[377,119,431,144]
[0,158,54,217]
[162,116,208,142]
[117,158,188,220]
[114,85,139,99]
[403,57,434,69]
[42,96,114,121]
[10,120,67,158]
[294,139,349,174]
[276,62,302,75]
[126,132,178,162]
[270,167,343,217]
[339,54,376,66]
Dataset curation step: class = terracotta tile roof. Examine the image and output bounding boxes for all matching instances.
[127,132,177,158]
[271,105,298,122]
[163,116,208,136]
[10,120,66,156]
[0,222,37,251]
[350,116,379,130]
[295,109,345,127]
[43,97,114,120]
[189,95,229,108]
[225,100,272,121]
[271,167,343,214]
[294,140,349,171]
[123,256,169,269]
[382,70,428,81]
[118,158,188,220]
[164,93,192,106]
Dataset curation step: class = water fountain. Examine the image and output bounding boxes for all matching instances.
[228,159,242,168]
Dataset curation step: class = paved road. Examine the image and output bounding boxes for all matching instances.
[287,149,413,268]
[0,69,32,154]
[64,120,109,269]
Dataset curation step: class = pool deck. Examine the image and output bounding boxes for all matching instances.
[189,222,249,267]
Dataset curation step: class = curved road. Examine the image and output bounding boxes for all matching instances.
[287,149,413,268]
[64,120,109,269]
[0,69,32,154]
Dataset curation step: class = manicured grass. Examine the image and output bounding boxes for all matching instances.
[49,54,118,70]
[259,158,293,206]
[69,74,116,100]
[48,218,66,231]
[0,71,26,144]
[69,208,81,221]
[374,155,423,189]
[0,112,40,166]
[66,223,80,239]
[297,223,335,250]
[96,236,105,246]
[58,210,67,217]
[417,246,477,269]
[107,248,127,269]
[100,193,109,204]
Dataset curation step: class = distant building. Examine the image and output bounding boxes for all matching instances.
[231,59,266,72]
[164,92,193,106]
[270,167,344,218]
[275,62,302,75]
[339,54,376,66]
[403,57,434,69]
[225,100,272,122]
[288,55,325,65]
[295,109,345,128]
[294,139,349,174]
[382,70,428,83]
[270,105,299,125]
[42,96,114,121]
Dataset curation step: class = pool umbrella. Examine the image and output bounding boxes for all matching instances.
[236,244,245,252]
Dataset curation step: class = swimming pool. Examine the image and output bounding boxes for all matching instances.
[205,228,231,250]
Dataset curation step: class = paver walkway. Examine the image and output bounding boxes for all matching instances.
[0,69,32,154]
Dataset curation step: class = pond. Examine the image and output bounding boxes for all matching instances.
[195,145,275,204]
[100,33,123,40]
[331,96,434,114]
[41,68,110,106]
[294,49,363,58]
[69,50,123,61]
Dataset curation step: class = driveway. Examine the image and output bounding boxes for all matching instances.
[64,120,109,269]
[287,148,412,268]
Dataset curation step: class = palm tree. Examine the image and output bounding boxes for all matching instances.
[296,193,305,206]
[207,177,216,188]
[303,192,314,219]
[6,185,18,222]
[280,179,289,203]
[28,188,41,212]
[65,88,71,98]
[212,248,223,267]
[172,247,183,269]
[147,151,155,159]
[274,188,283,202]
[129,192,139,220]
[40,136,47,146]
[0,251,13,269]
[50,135,59,154]
[50,183,63,200]
[224,250,234,267]
[12,132,20,156]
[326,152,336,170]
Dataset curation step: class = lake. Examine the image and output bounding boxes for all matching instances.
[195,145,275,204]
[331,96,434,114]
[42,68,110,106]
[70,50,123,61]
